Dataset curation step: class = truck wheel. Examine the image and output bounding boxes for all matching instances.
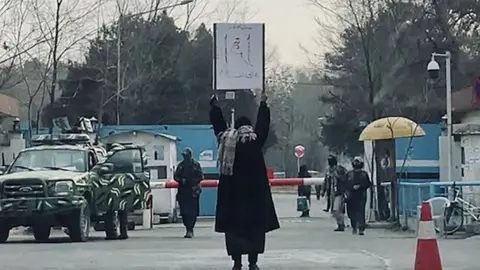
[0,227,9,243]
[68,200,90,242]
[33,225,51,242]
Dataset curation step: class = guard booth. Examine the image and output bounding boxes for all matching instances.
[99,124,220,218]
[100,130,180,224]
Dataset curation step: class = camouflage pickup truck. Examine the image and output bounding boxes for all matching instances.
[0,134,150,243]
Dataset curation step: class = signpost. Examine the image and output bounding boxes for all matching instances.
[212,23,265,128]
[294,145,305,173]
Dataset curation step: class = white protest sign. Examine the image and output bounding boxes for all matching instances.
[213,23,265,90]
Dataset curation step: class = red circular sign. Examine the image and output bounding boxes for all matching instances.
[294,145,305,158]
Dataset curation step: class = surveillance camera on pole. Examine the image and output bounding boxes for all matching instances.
[427,51,453,183]
[427,55,440,79]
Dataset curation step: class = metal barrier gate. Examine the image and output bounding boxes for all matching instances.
[139,178,325,229]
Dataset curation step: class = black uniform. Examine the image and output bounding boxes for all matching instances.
[210,96,279,270]
[174,149,203,238]
[346,168,372,234]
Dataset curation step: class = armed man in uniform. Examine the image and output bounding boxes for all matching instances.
[323,155,348,232]
[174,147,204,238]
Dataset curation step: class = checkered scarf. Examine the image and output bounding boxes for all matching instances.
[217,125,257,176]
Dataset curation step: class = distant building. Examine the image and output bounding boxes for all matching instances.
[451,86,480,182]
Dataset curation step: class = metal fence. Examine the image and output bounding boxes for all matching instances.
[397,180,480,229]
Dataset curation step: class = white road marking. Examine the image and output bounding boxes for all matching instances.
[360,249,393,270]
[0,248,389,268]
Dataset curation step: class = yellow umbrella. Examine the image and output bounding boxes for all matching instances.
[359,117,426,141]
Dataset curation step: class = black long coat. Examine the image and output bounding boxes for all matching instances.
[210,102,280,234]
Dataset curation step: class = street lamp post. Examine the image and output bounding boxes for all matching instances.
[115,0,193,125]
[428,51,452,181]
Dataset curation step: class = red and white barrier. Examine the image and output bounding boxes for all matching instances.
[151,177,325,189]
[142,194,153,229]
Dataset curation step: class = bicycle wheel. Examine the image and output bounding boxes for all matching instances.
[443,204,464,235]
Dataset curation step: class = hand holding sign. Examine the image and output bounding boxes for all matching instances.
[209,93,218,106]
[261,88,267,103]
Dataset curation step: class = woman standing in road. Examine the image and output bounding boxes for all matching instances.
[209,90,280,270]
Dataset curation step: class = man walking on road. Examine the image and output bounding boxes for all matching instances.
[321,156,336,213]
[174,147,203,238]
[209,90,280,270]
[346,156,372,235]
[324,155,348,232]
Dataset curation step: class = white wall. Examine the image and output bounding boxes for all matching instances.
[460,136,480,181]
[455,111,480,207]
[101,132,176,180]
[438,136,462,181]
[456,111,480,183]
[0,133,26,165]
[460,111,480,124]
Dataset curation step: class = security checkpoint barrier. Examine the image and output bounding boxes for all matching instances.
[137,177,324,229]
[142,194,153,230]
[150,177,325,189]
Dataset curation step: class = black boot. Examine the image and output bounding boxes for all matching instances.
[232,255,241,270]
[249,264,260,270]
[334,225,345,232]
[184,230,193,238]
[300,210,310,217]
[248,253,259,269]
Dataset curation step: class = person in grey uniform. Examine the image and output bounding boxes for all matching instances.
[325,155,348,232]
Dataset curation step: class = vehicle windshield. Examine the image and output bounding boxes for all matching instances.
[8,149,86,173]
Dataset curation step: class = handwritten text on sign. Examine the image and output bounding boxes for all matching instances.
[214,23,264,90]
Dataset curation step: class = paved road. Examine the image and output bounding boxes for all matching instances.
[0,194,478,269]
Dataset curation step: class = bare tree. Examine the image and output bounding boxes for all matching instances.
[309,0,411,222]
[17,50,52,136]
[212,0,258,23]
[0,0,48,92]
[265,64,297,173]
[26,0,106,132]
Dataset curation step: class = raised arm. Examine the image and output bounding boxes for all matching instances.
[254,100,270,148]
[209,95,227,136]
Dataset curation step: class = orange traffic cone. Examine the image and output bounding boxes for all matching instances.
[414,201,443,270]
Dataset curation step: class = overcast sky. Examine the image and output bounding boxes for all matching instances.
[95,0,326,67]
[246,0,321,67]
[1,0,329,68]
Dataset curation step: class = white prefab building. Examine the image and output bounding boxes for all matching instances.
[451,87,480,209]
[101,130,180,223]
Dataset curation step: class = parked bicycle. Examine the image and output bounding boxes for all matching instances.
[443,182,480,235]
